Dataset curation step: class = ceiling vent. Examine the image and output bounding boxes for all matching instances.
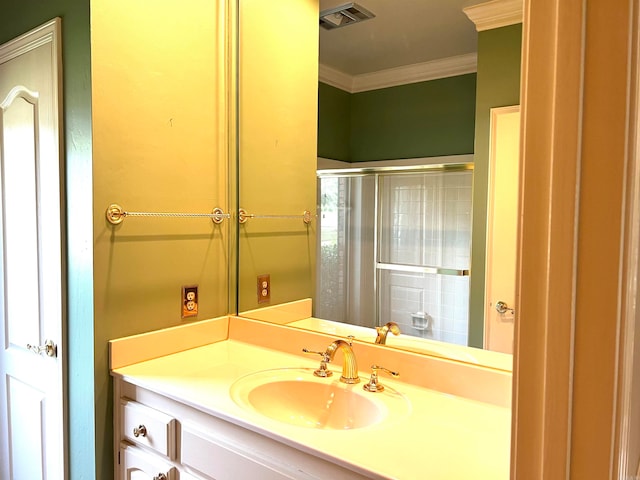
[320,2,376,30]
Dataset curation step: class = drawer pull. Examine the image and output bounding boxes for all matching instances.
[133,425,147,438]
[153,474,167,480]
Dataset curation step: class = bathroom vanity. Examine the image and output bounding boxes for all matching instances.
[110,316,511,479]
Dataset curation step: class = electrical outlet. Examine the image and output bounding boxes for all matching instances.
[182,285,198,319]
[257,274,270,304]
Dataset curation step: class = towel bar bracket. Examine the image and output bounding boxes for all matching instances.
[105,203,229,225]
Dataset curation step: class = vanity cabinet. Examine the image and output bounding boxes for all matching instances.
[113,377,373,480]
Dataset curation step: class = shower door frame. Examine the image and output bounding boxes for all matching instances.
[317,162,474,341]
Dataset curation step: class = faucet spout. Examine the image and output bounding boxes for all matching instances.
[325,339,359,384]
[375,321,401,344]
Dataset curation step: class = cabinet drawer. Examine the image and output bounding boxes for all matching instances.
[120,443,177,480]
[121,399,176,459]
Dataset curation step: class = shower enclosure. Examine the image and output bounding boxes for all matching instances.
[316,164,473,346]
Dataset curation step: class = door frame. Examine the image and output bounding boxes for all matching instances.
[513,0,640,477]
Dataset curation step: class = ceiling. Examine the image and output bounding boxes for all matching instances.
[318,0,481,76]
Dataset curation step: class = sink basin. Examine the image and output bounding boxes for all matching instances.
[230,368,410,430]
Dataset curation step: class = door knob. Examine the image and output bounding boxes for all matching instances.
[495,301,515,315]
[26,339,57,357]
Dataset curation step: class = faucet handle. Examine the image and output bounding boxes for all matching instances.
[363,364,399,393]
[302,348,325,356]
[302,348,333,377]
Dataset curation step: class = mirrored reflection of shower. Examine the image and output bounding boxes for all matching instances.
[316,165,472,346]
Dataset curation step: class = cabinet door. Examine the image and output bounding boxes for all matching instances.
[181,426,295,480]
[120,444,176,480]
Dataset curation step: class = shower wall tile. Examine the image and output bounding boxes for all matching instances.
[379,270,469,346]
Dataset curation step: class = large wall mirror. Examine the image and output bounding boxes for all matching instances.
[236,0,522,370]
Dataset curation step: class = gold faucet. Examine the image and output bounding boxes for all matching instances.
[375,321,401,344]
[325,339,360,384]
[304,338,359,384]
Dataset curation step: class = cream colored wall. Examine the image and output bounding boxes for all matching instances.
[237,0,319,312]
[91,1,231,476]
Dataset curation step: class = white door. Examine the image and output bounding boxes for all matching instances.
[0,19,65,479]
[484,106,520,354]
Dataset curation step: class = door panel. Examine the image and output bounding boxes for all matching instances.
[0,19,64,480]
[7,376,46,479]
[484,106,520,354]
[3,91,41,347]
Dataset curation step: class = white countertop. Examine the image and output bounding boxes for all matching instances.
[112,338,511,479]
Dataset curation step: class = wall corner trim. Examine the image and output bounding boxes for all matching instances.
[319,53,478,94]
[463,0,523,32]
[318,63,354,92]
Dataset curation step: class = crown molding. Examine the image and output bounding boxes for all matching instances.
[318,63,354,92]
[463,0,523,32]
[319,53,478,94]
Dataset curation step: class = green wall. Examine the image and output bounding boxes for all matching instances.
[351,74,476,161]
[0,1,96,478]
[318,74,477,162]
[469,24,522,348]
[317,82,351,161]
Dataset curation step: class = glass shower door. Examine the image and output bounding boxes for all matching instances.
[316,175,376,327]
[377,169,472,345]
[316,165,472,346]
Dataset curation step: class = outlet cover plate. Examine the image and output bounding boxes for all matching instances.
[182,285,198,319]
[257,274,270,304]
